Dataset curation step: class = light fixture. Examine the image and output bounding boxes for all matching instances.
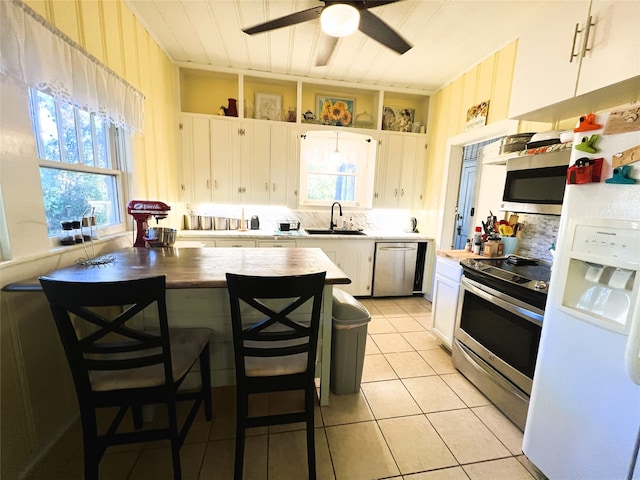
[320,4,360,38]
[330,131,342,163]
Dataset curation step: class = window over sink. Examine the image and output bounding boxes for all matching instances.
[299,130,376,208]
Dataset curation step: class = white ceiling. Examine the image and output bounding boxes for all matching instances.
[125,0,551,93]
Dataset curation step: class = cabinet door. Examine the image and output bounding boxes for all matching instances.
[576,1,640,96]
[210,117,235,203]
[412,137,427,210]
[508,1,589,118]
[431,273,460,349]
[380,134,404,208]
[216,239,256,248]
[398,135,418,210]
[246,122,271,204]
[269,123,290,206]
[339,241,374,296]
[179,117,195,203]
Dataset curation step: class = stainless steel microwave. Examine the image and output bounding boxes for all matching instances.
[500,149,571,215]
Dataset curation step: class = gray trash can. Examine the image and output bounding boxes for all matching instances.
[331,288,371,394]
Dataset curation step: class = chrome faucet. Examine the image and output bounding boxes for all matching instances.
[330,202,342,230]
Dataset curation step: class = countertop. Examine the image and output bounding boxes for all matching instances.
[178,229,434,242]
[436,249,485,260]
[3,247,351,291]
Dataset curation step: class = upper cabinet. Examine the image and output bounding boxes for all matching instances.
[179,68,430,135]
[509,0,640,122]
[374,132,427,210]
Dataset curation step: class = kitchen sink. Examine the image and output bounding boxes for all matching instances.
[305,229,367,236]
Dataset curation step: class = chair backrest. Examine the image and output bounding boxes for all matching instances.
[39,275,173,394]
[225,272,326,380]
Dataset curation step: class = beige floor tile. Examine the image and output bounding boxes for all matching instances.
[400,304,433,316]
[365,335,381,354]
[387,315,426,332]
[441,373,490,408]
[268,428,335,479]
[414,313,435,330]
[463,457,535,480]
[516,455,548,480]
[361,379,421,419]
[326,421,400,480]
[370,332,414,353]
[320,391,374,426]
[428,409,511,465]
[376,303,408,317]
[472,405,523,455]
[378,415,458,474]
[404,466,470,480]
[361,353,398,382]
[403,376,467,413]
[418,347,457,374]
[367,316,398,334]
[385,351,437,378]
[403,331,441,350]
[201,435,268,480]
[128,442,206,480]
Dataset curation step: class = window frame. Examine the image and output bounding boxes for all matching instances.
[28,88,128,242]
[298,129,376,208]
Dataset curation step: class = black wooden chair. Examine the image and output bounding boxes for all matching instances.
[225,271,326,480]
[39,275,212,480]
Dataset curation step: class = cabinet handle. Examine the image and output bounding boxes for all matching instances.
[569,22,583,63]
[272,183,276,192]
[401,188,405,197]
[265,182,269,191]
[206,180,210,189]
[214,180,217,189]
[394,188,398,197]
[180,184,185,191]
[581,15,595,58]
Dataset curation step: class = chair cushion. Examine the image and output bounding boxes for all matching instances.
[89,328,212,392]
[245,353,308,377]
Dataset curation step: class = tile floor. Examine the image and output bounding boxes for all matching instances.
[26,297,547,480]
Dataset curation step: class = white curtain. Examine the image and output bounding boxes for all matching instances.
[0,0,145,135]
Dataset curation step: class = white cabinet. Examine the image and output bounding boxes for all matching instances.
[431,255,463,349]
[509,0,640,120]
[303,239,375,297]
[375,132,426,209]
[181,114,297,206]
[216,239,256,248]
[257,240,296,248]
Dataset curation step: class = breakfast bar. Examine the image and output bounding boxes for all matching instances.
[4,247,351,405]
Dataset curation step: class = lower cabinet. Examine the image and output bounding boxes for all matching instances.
[216,239,257,248]
[431,255,463,349]
[257,240,297,248]
[303,239,375,297]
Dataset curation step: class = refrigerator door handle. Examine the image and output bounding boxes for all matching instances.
[625,301,640,386]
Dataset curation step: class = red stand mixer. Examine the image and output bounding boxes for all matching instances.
[126,200,171,247]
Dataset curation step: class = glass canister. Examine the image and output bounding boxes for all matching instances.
[60,222,75,245]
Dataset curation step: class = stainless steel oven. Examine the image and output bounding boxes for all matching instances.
[452,257,549,431]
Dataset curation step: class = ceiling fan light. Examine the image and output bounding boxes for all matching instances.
[321,4,360,38]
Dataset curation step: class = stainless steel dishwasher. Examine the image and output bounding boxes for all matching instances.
[372,242,418,297]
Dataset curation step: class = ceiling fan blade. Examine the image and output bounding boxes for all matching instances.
[315,34,339,66]
[243,6,323,35]
[358,9,412,54]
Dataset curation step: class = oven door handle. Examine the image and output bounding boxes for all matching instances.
[462,277,544,324]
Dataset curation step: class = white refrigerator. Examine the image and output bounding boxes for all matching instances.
[523,109,640,480]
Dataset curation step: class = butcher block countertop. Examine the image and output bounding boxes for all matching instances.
[3,247,351,291]
[436,249,484,260]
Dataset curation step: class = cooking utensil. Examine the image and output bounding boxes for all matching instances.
[213,217,228,230]
[199,215,213,230]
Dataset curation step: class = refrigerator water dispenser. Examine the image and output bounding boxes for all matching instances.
[558,219,639,335]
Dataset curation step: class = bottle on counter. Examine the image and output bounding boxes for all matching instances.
[465,238,472,252]
[473,226,482,245]
[472,241,481,255]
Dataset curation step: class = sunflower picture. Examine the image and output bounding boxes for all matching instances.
[316,96,355,127]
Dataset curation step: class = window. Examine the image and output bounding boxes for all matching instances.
[299,130,376,208]
[29,89,123,236]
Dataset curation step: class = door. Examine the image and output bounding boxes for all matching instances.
[453,161,476,250]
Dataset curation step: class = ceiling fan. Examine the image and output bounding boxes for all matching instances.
[242,1,412,66]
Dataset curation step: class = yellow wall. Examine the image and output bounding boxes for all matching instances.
[1,2,178,478]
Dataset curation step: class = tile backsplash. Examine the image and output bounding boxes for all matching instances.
[513,213,559,264]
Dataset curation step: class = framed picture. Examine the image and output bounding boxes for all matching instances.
[465,100,489,131]
[255,92,282,121]
[382,106,415,132]
[316,95,355,127]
